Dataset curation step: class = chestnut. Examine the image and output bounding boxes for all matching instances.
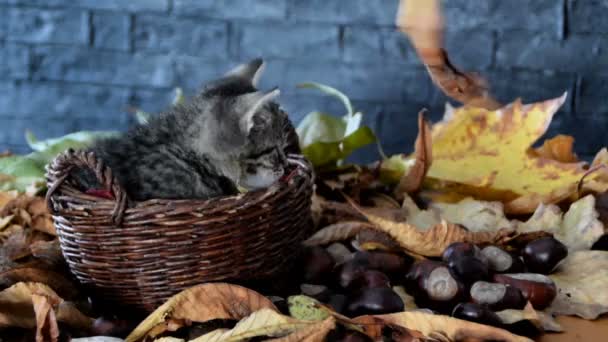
[327,293,348,314]
[448,256,489,285]
[422,265,466,303]
[357,229,401,252]
[326,242,353,265]
[356,251,409,275]
[337,258,370,289]
[481,246,525,273]
[91,317,134,338]
[523,237,568,274]
[452,303,502,327]
[346,287,404,316]
[442,242,479,263]
[327,329,373,342]
[301,246,335,283]
[350,270,391,290]
[493,273,557,310]
[406,260,444,283]
[300,284,331,302]
[470,281,526,311]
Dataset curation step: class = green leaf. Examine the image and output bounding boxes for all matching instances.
[341,126,376,157]
[0,156,45,192]
[298,82,353,116]
[296,112,346,148]
[287,295,330,321]
[301,141,344,168]
[1,130,118,192]
[379,154,415,185]
[25,131,117,152]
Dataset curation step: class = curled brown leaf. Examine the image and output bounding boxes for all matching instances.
[350,198,512,257]
[396,0,500,109]
[394,112,432,199]
[354,311,531,342]
[303,221,374,247]
[126,283,278,342]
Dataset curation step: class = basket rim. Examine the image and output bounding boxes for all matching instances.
[46,148,313,223]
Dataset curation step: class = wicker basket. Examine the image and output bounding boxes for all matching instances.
[45,128,313,312]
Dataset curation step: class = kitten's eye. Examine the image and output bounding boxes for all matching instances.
[246,165,257,174]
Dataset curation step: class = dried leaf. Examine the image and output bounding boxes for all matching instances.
[190,308,318,342]
[0,214,13,231]
[394,112,432,198]
[496,303,563,332]
[431,197,512,232]
[529,135,578,163]
[396,0,500,109]
[126,283,277,342]
[354,311,531,342]
[32,293,60,342]
[515,195,604,251]
[548,251,608,319]
[427,94,608,213]
[0,267,79,300]
[303,221,373,246]
[0,190,19,210]
[0,282,93,332]
[265,316,336,342]
[30,239,65,268]
[351,199,512,257]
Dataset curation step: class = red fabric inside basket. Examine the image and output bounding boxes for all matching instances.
[85,189,115,200]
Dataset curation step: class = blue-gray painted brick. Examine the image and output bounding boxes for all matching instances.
[445,30,494,70]
[0,44,30,80]
[289,0,398,25]
[92,12,130,51]
[135,15,228,57]
[130,88,179,116]
[0,81,131,119]
[577,75,608,114]
[283,61,434,103]
[174,0,287,20]
[234,22,340,60]
[71,0,168,12]
[31,46,175,87]
[546,116,608,155]
[2,0,168,11]
[443,0,563,36]
[174,57,289,96]
[0,82,15,115]
[0,7,6,40]
[343,27,383,63]
[486,70,575,113]
[568,0,608,34]
[5,8,88,44]
[0,117,73,147]
[495,32,608,72]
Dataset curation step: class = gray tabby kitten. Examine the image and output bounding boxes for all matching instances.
[79,59,291,201]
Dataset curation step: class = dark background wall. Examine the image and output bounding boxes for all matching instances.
[0,0,606,161]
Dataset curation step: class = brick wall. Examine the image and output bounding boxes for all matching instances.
[0,0,606,161]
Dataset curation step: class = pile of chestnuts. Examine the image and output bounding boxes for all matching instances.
[296,234,569,332]
[406,236,567,326]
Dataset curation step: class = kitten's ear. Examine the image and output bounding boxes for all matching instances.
[239,88,280,134]
[225,58,265,87]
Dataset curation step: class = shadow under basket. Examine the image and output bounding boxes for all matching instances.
[45,147,313,312]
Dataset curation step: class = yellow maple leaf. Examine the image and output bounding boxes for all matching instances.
[427,93,606,213]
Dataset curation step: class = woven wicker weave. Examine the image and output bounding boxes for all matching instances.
[45,127,313,312]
